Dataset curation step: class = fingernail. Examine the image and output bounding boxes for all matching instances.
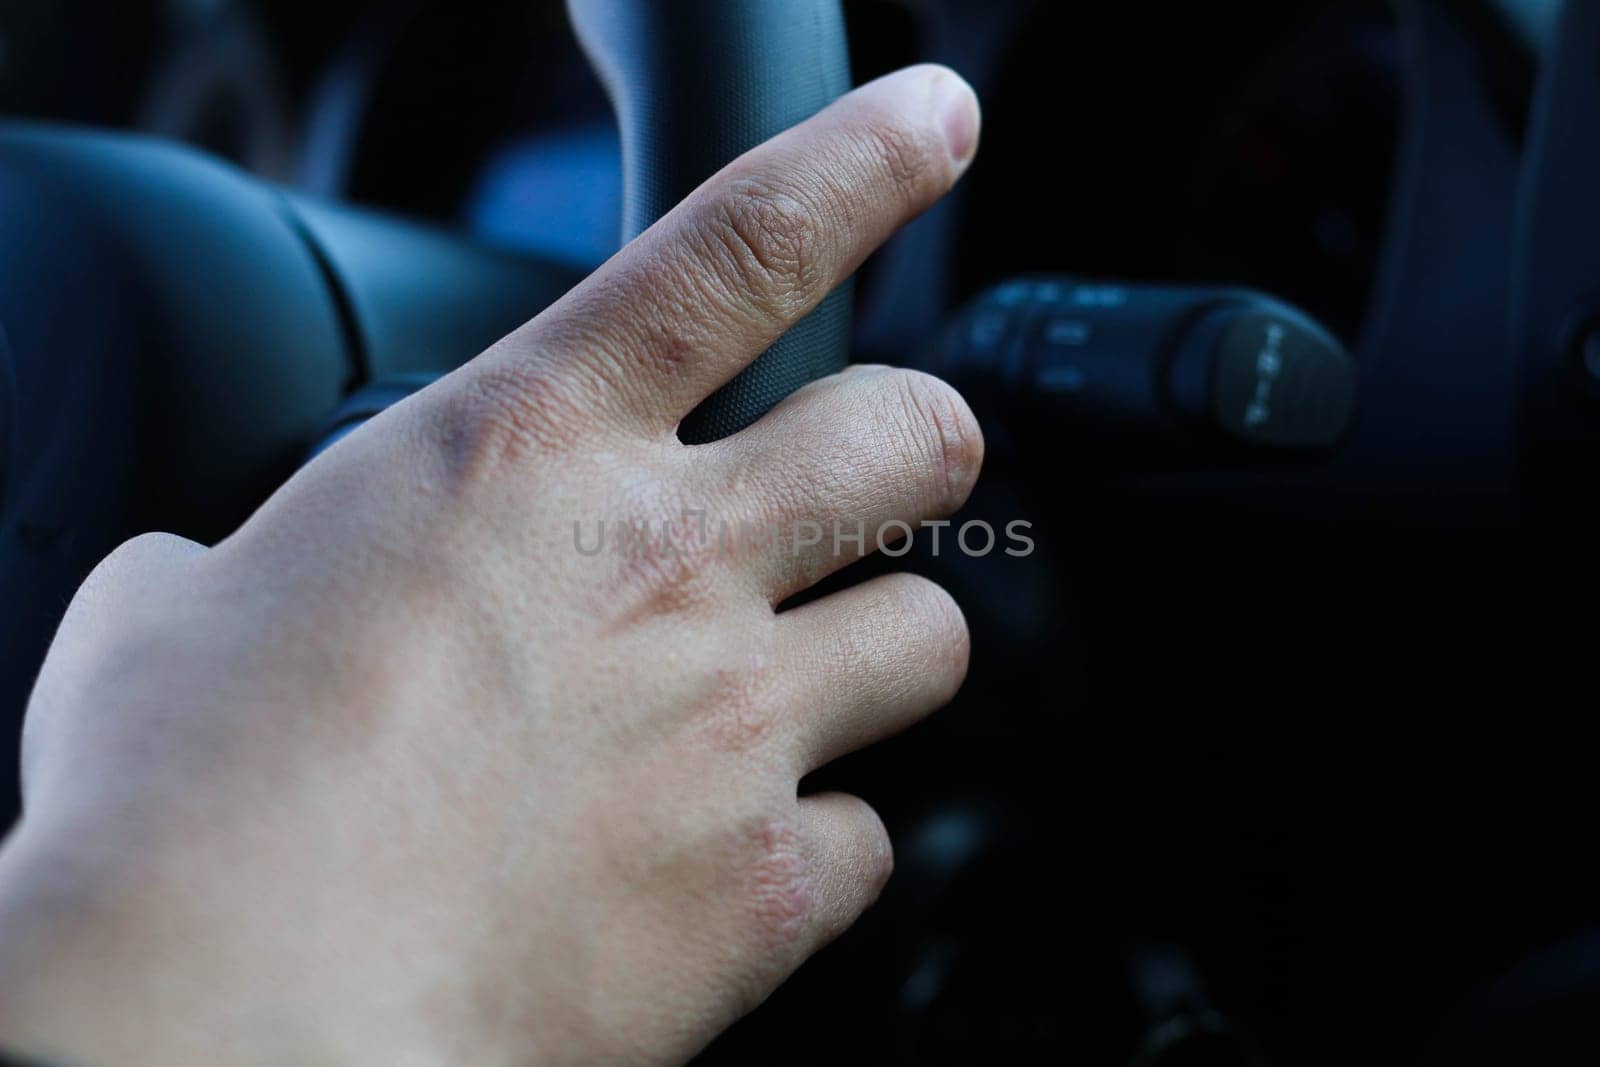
[931,70,980,169]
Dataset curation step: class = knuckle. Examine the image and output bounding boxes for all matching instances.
[604,485,725,621]
[739,812,816,949]
[886,370,985,512]
[428,360,585,487]
[696,655,782,757]
[706,178,823,316]
[613,545,712,619]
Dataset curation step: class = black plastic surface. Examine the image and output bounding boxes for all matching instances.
[0,324,12,520]
[1209,310,1355,449]
[1511,0,1600,594]
[940,278,1354,466]
[568,0,853,441]
[0,125,351,818]
[287,195,584,382]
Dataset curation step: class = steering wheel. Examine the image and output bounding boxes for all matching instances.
[569,0,852,442]
[0,0,855,821]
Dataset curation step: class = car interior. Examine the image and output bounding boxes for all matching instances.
[2,1,1598,1063]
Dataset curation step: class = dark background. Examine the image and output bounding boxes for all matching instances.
[3,2,1597,1064]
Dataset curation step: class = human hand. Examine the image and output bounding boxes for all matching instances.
[0,64,981,1066]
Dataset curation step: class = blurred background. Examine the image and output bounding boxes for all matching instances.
[0,0,1456,333]
[3,2,1595,1065]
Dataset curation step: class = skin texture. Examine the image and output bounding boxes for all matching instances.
[0,64,982,1066]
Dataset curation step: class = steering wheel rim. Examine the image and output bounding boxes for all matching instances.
[567,0,855,441]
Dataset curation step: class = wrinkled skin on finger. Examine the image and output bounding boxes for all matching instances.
[0,65,982,1067]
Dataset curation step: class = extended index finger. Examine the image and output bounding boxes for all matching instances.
[491,64,980,438]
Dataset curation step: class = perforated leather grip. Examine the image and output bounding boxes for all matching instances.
[568,0,853,442]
